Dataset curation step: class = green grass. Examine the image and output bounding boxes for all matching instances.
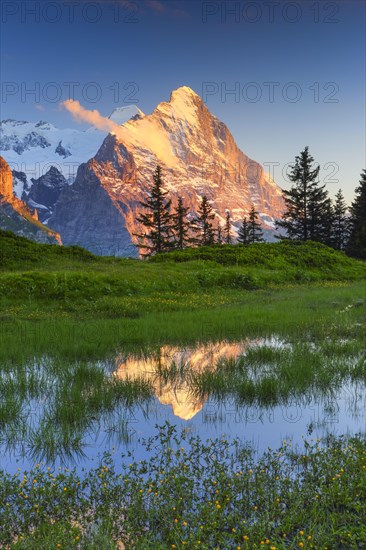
[186,340,366,406]
[0,281,364,362]
[0,230,365,362]
[0,230,101,271]
[151,239,363,269]
[1,230,365,278]
[1,425,365,549]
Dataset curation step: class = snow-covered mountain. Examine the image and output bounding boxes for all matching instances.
[0,105,144,194]
[48,86,285,256]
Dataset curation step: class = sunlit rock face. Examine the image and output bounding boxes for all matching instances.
[0,156,13,198]
[49,87,285,256]
[114,342,248,420]
[0,155,62,245]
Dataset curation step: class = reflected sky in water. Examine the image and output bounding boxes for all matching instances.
[0,337,365,474]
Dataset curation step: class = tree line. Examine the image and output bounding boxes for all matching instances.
[133,165,264,255]
[134,149,366,259]
[276,147,365,258]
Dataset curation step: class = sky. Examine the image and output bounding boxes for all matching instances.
[1,0,365,201]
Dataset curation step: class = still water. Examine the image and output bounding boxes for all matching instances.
[0,337,365,474]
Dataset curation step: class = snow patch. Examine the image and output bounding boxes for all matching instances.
[109,106,145,125]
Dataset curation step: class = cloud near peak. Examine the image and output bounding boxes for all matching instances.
[61,99,122,136]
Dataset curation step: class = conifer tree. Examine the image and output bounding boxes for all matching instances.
[172,196,191,250]
[193,195,216,246]
[216,224,223,245]
[224,211,232,244]
[276,147,329,242]
[248,205,264,243]
[347,169,366,259]
[134,165,173,256]
[237,217,250,244]
[207,225,216,245]
[332,189,349,250]
[320,197,335,248]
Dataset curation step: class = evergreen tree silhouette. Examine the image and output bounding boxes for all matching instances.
[347,169,366,258]
[193,195,216,246]
[248,205,264,243]
[276,147,329,242]
[216,223,223,245]
[224,211,232,244]
[134,166,173,256]
[332,189,350,250]
[237,217,250,244]
[172,196,191,250]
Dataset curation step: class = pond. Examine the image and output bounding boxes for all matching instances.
[0,336,365,474]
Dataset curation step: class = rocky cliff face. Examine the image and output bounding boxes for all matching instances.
[0,156,13,198]
[49,139,137,255]
[27,166,68,223]
[0,156,62,245]
[49,87,284,256]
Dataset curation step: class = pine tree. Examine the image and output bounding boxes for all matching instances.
[332,189,349,250]
[217,224,223,245]
[347,169,366,259]
[248,205,264,243]
[207,225,216,245]
[321,197,335,248]
[224,211,232,244]
[276,147,329,242]
[237,217,250,244]
[309,184,332,243]
[193,195,216,246]
[134,165,173,256]
[172,196,191,250]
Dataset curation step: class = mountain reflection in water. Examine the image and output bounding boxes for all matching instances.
[115,341,256,420]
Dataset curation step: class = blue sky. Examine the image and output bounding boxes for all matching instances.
[1,0,365,200]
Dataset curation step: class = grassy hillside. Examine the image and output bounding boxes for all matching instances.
[0,229,99,270]
[1,229,365,275]
[151,239,359,268]
[0,230,365,326]
[1,231,365,297]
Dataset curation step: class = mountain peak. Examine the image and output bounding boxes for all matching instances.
[46,165,63,176]
[170,86,201,102]
[152,86,204,128]
[1,119,28,126]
